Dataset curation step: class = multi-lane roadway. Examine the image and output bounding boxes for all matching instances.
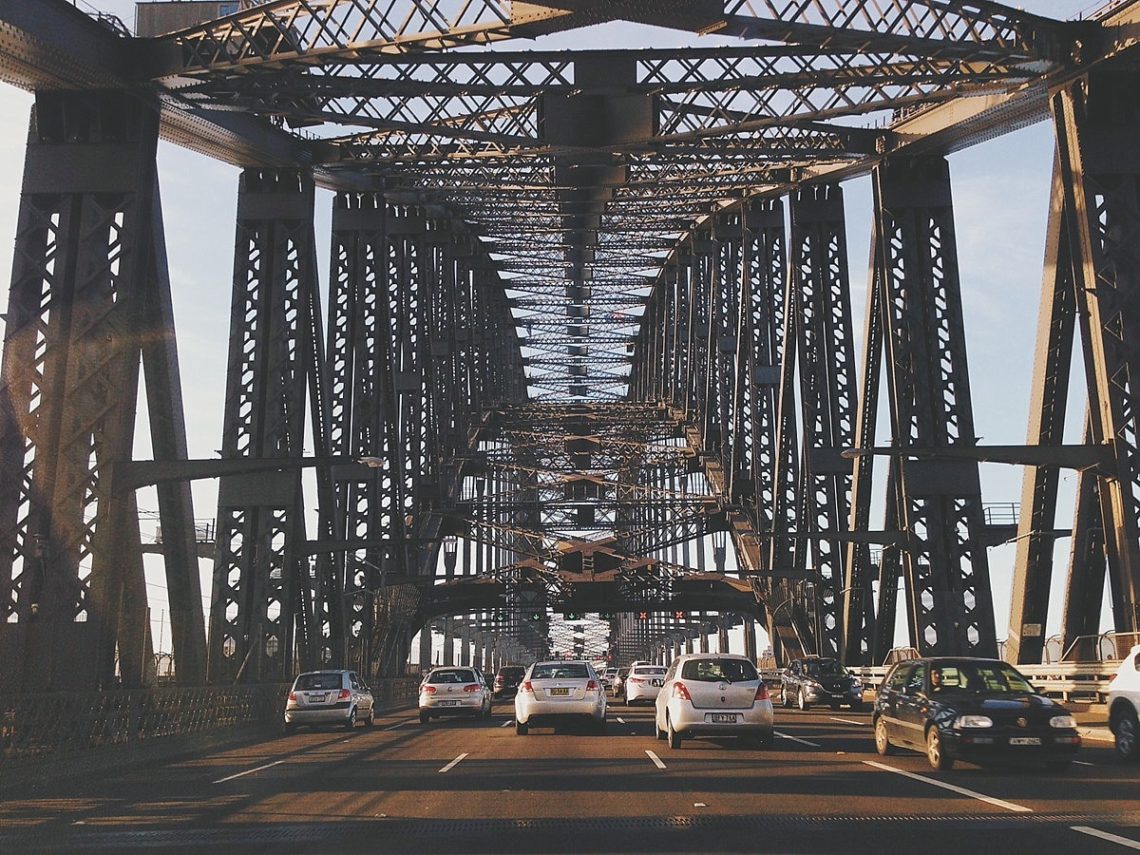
[2,702,1137,852]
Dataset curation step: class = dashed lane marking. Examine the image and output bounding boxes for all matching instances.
[500,719,513,728]
[775,730,820,747]
[645,750,667,770]
[213,760,285,784]
[829,716,866,726]
[863,760,1032,813]
[1071,826,1140,850]
[438,753,469,773]
[617,717,626,724]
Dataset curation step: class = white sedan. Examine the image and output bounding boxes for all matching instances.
[623,664,667,705]
[515,660,607,734]
[654,653,775,749]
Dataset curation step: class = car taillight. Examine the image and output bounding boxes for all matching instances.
[464,683,481,693]
[586,680,599,692]
[494,677,504,685]
[672,682,692,701]
[288,691,297,701]
[521,681,534,694]
[338,689,351,700]
[754,683,770,702]
[630,677,644,685]
[422,685,437,694]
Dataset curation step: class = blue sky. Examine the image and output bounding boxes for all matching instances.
[0,1,1113,658]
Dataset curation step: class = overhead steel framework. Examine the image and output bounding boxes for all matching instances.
[1,0,1140,689]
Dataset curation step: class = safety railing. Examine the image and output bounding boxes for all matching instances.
[1,677,421,768]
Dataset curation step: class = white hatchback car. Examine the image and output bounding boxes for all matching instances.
[654,653,774,749]
[623,663,667,705]
[284,669,375,732]
[515,660,607,734]
[1108,643,1140,761]
[418,666,492,724]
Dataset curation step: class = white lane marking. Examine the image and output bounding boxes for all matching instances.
[645,750,667,770]
[1071,826,1140,850]
[775,730,820,747]
[862,760,1032,813]
[500,719,513,728]
[617,717,626,724]
[1074,760,1096,767]
[829,716,865,726]
[213,760,285,784]
[384,720,407,731]
[438,752,469,773]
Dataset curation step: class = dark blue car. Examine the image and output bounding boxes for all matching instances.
[873,657,1081,771]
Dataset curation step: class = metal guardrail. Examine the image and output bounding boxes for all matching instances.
[1,677,421,767]
[846,662,1119,703]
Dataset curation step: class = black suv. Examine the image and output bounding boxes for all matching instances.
[492,665,526,699]
[781,656,865,710]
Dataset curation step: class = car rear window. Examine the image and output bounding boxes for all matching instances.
[532,663,589,680]
[499,667,525,678]
[680,658,758,683]
[428,669,476,684]
[294,672,343,690]
[632,666,666,676]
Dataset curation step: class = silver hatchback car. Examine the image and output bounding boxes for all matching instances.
[285,670,375,732]
[654,654,774,748]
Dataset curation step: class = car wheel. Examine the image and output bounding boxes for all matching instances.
[925,726,954,770]
[1115,710,1140,761]
[596,718,607,736]
[797,688,809,711]
[483,699,492,720]
[874,717,894,755]
[782,688,792,708]
[365,707,375,727]
[655,715,666,740]
[516,719,528,735]
[284,722,297,735]
[667,715,682,750]
[419,710,430,725]
[344,708,357,731]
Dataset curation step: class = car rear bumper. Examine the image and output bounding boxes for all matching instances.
[285,702,353,725]
[796,685,864,705]
[420,696,484,715]
[626,686,662,703]
[516,698,605,723]
[667,701,774,734]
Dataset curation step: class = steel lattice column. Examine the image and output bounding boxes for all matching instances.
[0,91,204,690]
[1006,156,1079,664]
[208,168,322,684]
[787,184,858,660]
[872,156,997,657]
[1053,70,1140,638]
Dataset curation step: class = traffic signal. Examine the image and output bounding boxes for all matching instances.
[674,610,685,621]
[637,611,649,621]
[529,611,543,622]
[564,612,581,621]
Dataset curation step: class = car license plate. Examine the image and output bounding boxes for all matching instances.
[1009,737,1041,746]
[550,687,570,696]
[437,700,458,706]
[711,713,736,723]
[307,694,327,702]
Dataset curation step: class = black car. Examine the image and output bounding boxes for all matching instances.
[492,665,526,699]
[781,656,865,710]
[873,657,1081,771]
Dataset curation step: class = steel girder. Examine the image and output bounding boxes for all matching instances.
[208,169,325,684]
[869,155,997,658]
[1050,70,1140,642]
[0,91,204,690]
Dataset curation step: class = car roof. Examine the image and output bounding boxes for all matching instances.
[671,653,752,661]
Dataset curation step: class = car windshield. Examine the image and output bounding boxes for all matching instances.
[804,659,846,677]
[427,669,476,684]
[532,663,590,680]
[680,658,758,683]
[932,662,1036,694]
[632,666,666,676]
[499,668,524,678]
[294,672,343,690]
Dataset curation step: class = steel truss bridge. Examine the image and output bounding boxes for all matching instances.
[1,0,1140,692]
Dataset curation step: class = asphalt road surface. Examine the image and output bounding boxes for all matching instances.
[2,700,1138,853]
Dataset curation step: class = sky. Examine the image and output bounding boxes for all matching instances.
[0,0,1118,664]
